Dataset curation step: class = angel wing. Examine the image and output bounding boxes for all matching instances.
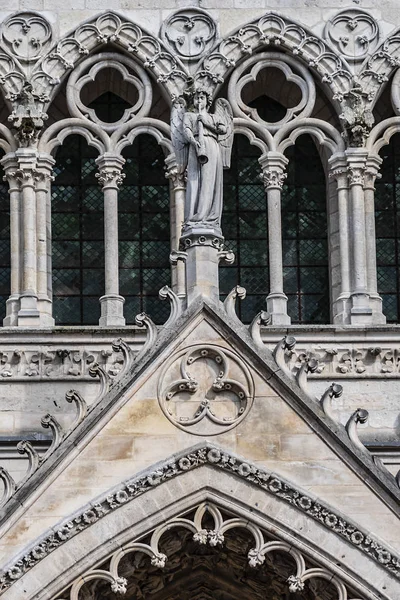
[214,98,234,169]
[171,98,188,173]
[339,105,355,127]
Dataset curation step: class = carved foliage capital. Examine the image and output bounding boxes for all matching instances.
[261,168,287,190]
[96,168,125,189]
[347,165,366,186]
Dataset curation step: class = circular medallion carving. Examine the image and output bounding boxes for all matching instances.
[161,8,218,62]
[324,9,379,62]
[157,344,254,435]
[1,12,52,62]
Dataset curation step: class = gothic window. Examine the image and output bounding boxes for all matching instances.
[51,94,170,326]
[221,135,268,323]
[0,153,9,323]
[52,134,105,325]
[282,135,329,323]
[119,135,170,325]
[375,133,400,321]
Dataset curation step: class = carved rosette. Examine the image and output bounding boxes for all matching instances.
[157,344,254,435]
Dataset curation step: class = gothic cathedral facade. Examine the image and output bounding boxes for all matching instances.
[0,2,399,599]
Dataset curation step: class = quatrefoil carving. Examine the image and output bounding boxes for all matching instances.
[158,345,254,435]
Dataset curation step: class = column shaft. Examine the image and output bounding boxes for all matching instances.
[96,153,126,327]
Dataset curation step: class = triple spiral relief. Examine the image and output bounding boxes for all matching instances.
[157,344,254,436]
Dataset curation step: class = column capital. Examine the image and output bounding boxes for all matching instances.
[164,154,185,189]
[345,147,368,186]
[259,151,288,190]
[95,153,125,189]
[364,153,382,189]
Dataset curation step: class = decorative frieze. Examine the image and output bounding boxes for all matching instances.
[0,444,399,594]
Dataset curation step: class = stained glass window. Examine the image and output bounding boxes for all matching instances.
[0,151,9,323]
[120,135,170,324]
[282,135,329,323]
[52,134,104,325]
[221,135,268,322]
[52,94,170,325]
[375,133,400,321]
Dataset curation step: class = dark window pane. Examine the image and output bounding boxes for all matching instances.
[52,123,170,325]
[282,135,329,323]
[376,132,400,322]
[220,135,266,321]
[120,135,170,324]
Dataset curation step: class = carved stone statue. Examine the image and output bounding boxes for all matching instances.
[339,80,374,147]
[171,88,233,230]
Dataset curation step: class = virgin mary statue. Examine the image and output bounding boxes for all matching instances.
[171,89,234,231]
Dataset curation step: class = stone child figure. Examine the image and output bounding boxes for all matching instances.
[171,89,234,230]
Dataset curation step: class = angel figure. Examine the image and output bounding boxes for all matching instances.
[171,89,234,230]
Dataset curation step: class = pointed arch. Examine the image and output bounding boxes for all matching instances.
[1,444,399,599]
[197,12,352,110]
[359,30,400,108]
[30,11,190,108]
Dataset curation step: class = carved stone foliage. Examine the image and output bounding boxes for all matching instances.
[1,12,52,63]
[324,9,379,63]
[338,81,374,147]
[268,342,400,377]
[0,346,125,379]
[227,52,316,132]
[1,445,399,594]
[161,8,218,63]
[157,345,254,435]
[196,13,352,99]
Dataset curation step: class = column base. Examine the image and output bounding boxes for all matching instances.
[333,293,351,325]
[266,292,291,325]
[349,292,386,325]
[3,295,20,326]
[17,293,41,327]
[99,294,125,327]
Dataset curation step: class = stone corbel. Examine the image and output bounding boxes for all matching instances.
[95,153,126,327]
[259,152,290,325]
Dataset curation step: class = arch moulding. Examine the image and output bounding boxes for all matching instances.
[1,444,399,600]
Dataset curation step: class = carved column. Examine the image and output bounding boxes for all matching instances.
[259,152,290,325]
[96,154,126,327]
[329,155,351,324]
[165,155,186,300]
[346,148,379,324]
[1,154,20,326]
[36,153,55,325]
[364,155,385,323]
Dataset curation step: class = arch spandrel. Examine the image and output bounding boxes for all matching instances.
[195,12,352,112]
[28,11,190,108]
[0,454,398,600]
[0,303,399,595]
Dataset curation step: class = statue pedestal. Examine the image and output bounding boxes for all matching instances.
[180,226,224,304]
